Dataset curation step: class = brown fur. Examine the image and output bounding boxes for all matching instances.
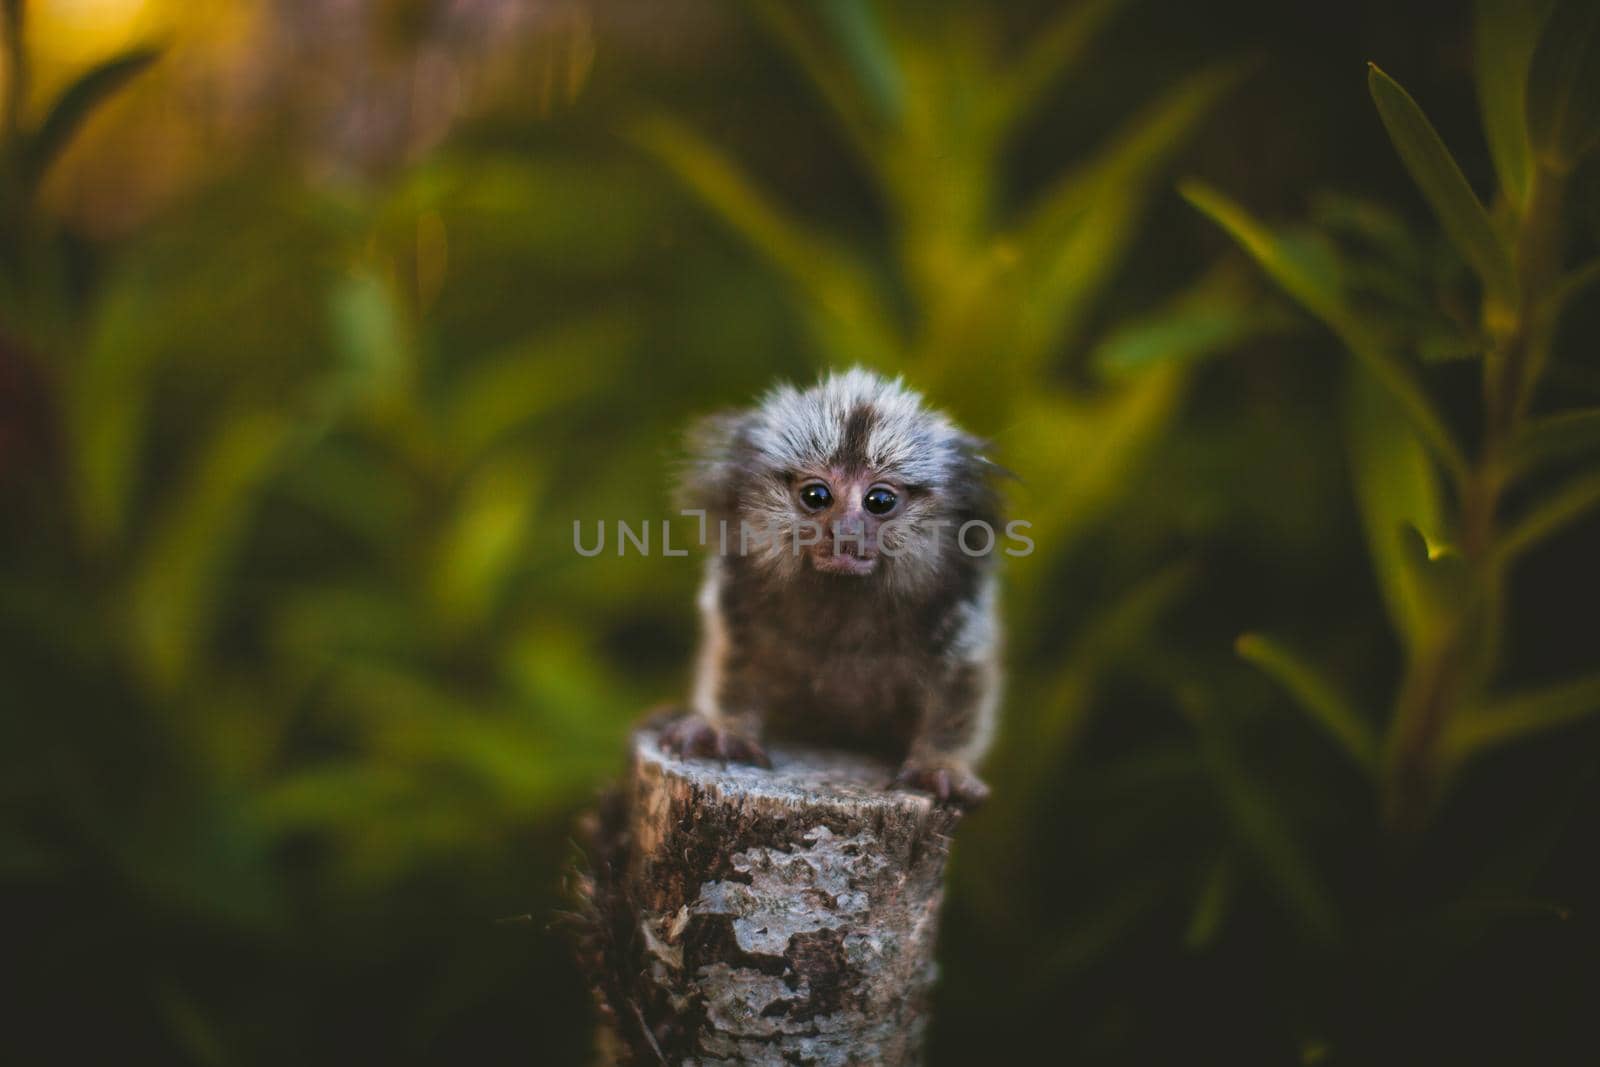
[665,368,1005,807]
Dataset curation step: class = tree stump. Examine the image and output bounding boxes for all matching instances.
[573,725,963,1066]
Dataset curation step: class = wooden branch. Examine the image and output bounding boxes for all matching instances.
[573,724,963,1066]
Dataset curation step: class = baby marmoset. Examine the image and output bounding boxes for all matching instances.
[662,367,1006,808]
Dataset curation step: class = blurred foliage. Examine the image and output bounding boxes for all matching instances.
[2,1,1599,1064]
[1186,0,1600,829]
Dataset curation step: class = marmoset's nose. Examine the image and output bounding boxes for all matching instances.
[832,512,874,557]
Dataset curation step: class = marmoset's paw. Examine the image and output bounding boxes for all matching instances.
[659,714,772,768]
[892,760,990,809]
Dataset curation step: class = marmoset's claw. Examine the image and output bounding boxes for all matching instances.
[659,715,771,769]
[893,760,990,810]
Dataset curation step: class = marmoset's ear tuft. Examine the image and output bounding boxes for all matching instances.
[674,409,757,516]
[945,432,1008,528]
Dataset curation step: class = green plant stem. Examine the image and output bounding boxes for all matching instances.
[1384,165,1570,830]
[1508,168,1567,423]
[1468,166,1567,635]
[1385,632,1464,831]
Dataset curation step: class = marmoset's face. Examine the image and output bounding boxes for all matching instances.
[788,468,907,576]
[710,368,994,593]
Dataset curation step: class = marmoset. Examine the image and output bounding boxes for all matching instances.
[661,367,1008,808]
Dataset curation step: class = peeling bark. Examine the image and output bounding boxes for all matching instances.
[573,726,961,1066]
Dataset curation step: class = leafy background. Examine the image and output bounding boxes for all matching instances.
[3,0,1598,1063]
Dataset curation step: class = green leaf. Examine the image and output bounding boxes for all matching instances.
[1021,63,1243,258]
[327,267,412,419]
[1394,520,1471,620]
[1308,191,1427,277]
[1343,363,1451,649]
[988,0,1129,133]
[1446,673,1600,762]
[1543,256,1600,324]
[629,113,901,365]
[1195,709,1340,945]
[154,981,227,1067]
[426,454,545,633]
[443,316,630,463]
[126,410,295,693]
[1236,633,1379,772]
[269,586,422,674]
[67,372,147,554]
[25,46,160,187]
[1183,855,1236,950]
[1013,187,1143,369]
[1181,180,1343,319]
[748,0,884,172]
[255,761,411,824]
[1526,0,1600,171]
[1416,325,1492,363]
[1022,878,1168,990]
[1011,62,1244,366]
[1495,468,1600,563]
[1006,368,1189,571]
[276,444,415,552]
[1368,63,1517,308]
[814,0,904,124]
[1014,560,1194,785]
[1474,0,1553,207]
[1183,180,1469,481]
[1506,406,1600,473]
[1091,270,1295,380]
[1090,302,1260,379]
[332,663,609,805]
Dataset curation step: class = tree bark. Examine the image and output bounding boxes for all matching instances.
[573,724,962,1066]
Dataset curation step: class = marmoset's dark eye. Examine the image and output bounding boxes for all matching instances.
[798,483,833,511]
[863,487,898,515]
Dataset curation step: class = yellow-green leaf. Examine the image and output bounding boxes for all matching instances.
[1183,855,1236,950]
[1010,62,1244,366]
[1368,63,1516,307]
[988,0,1130,134]
[748,0,884,171]
[630,113,901,365]
[126,411,294,693]
[1447,673,1600,763]
[443,316,630,464]
[1495,469,1600,564]
[1526,0,1600,172]
[1014,561,1194,787]
[1091,269,1294,380]
[1474,0,1552,207]
[1006,367,1188,571]
[1343,364,1450,649]
[427,454,545,633]
[1236,633,1379,772]
[1506,406,1600,474]
[1183,180,1468,480]
[1181,180,1344,321]
[1195,710,1340,945]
